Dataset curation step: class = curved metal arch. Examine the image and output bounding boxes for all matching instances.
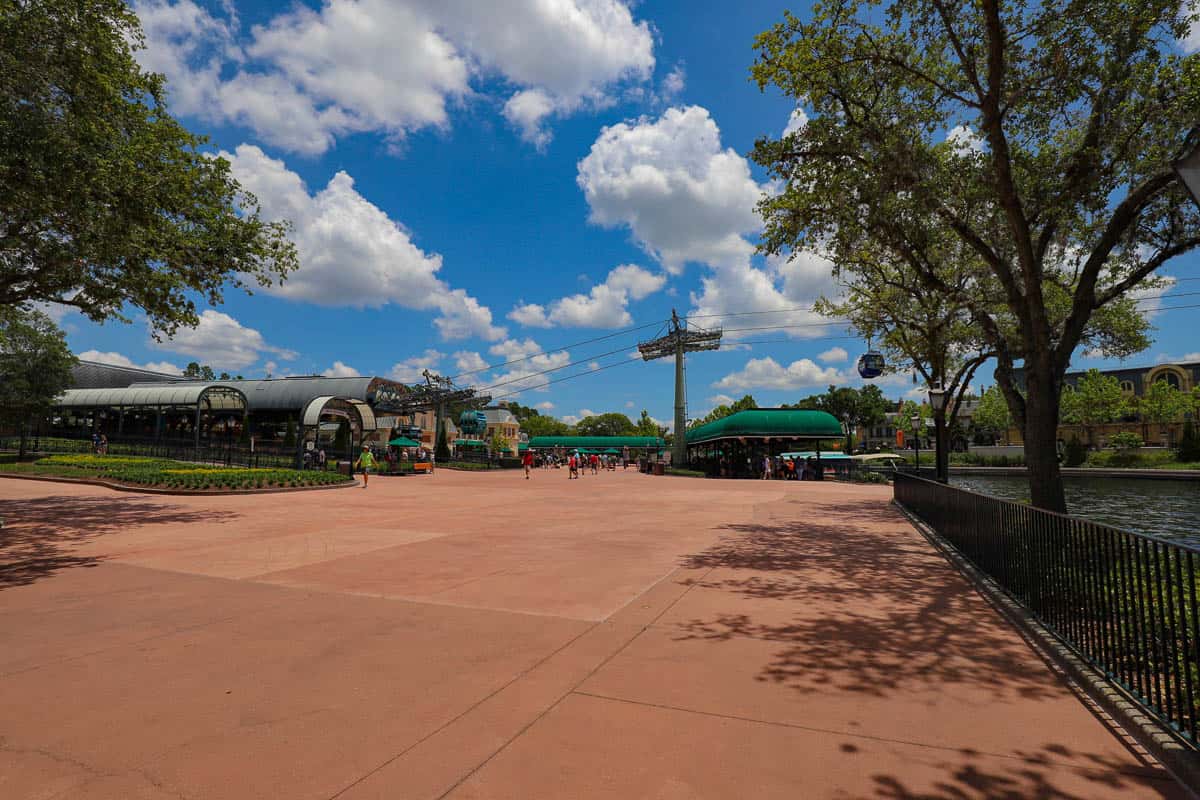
[299,396,378,431]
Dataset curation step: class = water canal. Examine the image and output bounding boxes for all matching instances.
[950,473,1200,545]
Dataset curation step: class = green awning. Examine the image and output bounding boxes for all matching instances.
[388,437,421,447]
[518,442,529,451]
[526,435,664,449]
[686,409,844,446]
[454,439,487,447]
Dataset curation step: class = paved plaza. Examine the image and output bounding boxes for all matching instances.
[0,469,1187,799]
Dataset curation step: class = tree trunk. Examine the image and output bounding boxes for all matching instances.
[934,409,949,483]
[1023,369,1067,512]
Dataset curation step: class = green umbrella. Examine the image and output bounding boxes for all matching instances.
[388,437,421,447]
[604,448,620,454]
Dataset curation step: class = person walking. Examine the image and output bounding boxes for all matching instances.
[354,444,376,488]
[522,449,534,479]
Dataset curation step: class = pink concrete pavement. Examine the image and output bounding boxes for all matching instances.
[0,468,1186,799]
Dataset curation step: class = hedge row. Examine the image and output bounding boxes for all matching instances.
[3,455,353,491]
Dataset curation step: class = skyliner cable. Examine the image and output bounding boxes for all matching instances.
[463,296,1200,399]
[487,356,641,403]
[447,319,663,380]
[684,288,1200,322]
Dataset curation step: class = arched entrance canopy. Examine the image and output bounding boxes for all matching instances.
[300,396,378,431]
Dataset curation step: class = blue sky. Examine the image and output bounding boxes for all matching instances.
[63,0,1200,427]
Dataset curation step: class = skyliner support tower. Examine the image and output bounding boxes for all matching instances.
[637,310,722,467]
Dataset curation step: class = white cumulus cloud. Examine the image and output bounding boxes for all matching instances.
[508,264,665,328]
[390,349,445,383]
[150,310,296,370]
[577,106,841,339]
[222,144,504,341]
[818,346,848,363]
[714,357,843,391]
[133,0,654,153]
[783,107,808,136]
[453,351,491,375]
[578,105,761,273]
[322,361,362,377]
[77,350,183,375]
[485,338,571,394]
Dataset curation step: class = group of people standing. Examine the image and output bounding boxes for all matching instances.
[759,455,824,481]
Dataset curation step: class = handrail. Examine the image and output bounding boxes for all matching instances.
[895,471,1200,744]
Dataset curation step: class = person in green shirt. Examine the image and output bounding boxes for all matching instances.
[355,444,377,488]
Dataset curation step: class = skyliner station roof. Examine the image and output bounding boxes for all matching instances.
[685,409,844,446]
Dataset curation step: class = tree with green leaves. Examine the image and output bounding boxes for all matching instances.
[184,363,216,381]
[576,412,636,437]
[0,308,76,458]
[690,395,758,428]
[790,385,890,452]
[1137,377,1191,436]
[751,0,1199,511]
[972,386,1013,445]
[1060,369,1127,446]
[519,413,571,438]
[489,431,512,456]
[0,0,297,336]
[816,238,993,473]
[633,409,666,438]
[435,425,450,461]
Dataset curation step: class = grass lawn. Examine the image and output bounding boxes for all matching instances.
[0,454,354,491]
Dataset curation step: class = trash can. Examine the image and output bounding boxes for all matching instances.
[653,462,665,476]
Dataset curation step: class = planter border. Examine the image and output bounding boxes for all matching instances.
[0,471,357,496]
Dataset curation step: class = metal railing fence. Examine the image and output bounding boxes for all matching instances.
[895,472,1200,744]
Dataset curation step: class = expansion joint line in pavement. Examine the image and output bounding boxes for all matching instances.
[430,564,721,800]
[564,690,1166,777]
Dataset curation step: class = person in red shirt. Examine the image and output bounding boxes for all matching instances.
[589,453,599,474]
[522,450,534,479]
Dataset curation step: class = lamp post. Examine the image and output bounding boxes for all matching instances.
[910,413,921,473]
[1173,130,1200,211]
[928,383,948,483]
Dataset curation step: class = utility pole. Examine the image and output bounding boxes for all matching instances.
[638,310,722,468]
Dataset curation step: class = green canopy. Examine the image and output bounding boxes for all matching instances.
[604,448,620,454]
[518,442,529,451]
[686,409,843,446]
[526,435,664,449]
[454,439,487,447]
[388,436,421,447]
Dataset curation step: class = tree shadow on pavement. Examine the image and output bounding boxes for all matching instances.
[673,497,1185,796]
[867,741,1183,799]
[675,500,1069,701]
[0,494,237,588]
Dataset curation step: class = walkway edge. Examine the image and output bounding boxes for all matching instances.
[0,472,357,496]
[892,500,1200,800]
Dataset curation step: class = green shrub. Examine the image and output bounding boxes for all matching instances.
[1108,431,1143,451]
[0,454,353,490]
[664,467,705,478]
[1063,435,1087,467]
[1178,418,1200,462]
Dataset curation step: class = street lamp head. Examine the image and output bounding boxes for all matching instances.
[910,413,921,428]
[928,383,947,413]
[1172,128,1200,211]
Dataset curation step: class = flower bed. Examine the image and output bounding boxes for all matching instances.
[0,454,353,491]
